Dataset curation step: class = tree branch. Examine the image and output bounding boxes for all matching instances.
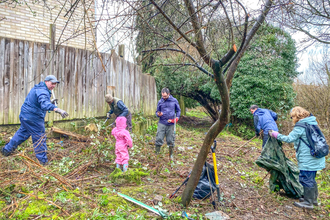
[220,0,234,47]
[225,0,273,88]
[223,0,249,74]
[150,0,196,47]
[142,48,197,63]
[149,62,214,78]
[183,0,213,66]
[293,26,330,44]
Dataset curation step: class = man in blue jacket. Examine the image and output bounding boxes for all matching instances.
[1,75,69,165]
[249,105,278,148]
[155,88,181,159]
[105,94,132,132]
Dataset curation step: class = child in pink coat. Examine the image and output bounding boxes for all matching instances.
[111,116,133,172]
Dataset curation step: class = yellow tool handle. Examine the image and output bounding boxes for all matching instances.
[212,152,219,185]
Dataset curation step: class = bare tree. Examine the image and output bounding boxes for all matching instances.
[295,47,330,128]
[269,0,330,48]
[125,0,274,206]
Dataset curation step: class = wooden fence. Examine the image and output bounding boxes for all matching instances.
[0,37,157,125]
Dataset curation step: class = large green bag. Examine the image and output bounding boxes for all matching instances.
[255,137,303,198]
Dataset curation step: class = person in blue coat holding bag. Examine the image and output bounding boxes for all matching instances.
[269,106,325,209]
[0,75,69,165]
[249,105,278,148]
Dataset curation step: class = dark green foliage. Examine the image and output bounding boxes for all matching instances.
[229,123,256,140]
[153,62,221,120]
[230,24,299,128]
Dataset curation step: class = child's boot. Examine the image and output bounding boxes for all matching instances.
[123,164,128,172]
[116,164,122,171]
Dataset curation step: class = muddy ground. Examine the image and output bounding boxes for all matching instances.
[0,113,329,219]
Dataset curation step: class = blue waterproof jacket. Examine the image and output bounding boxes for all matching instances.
[253,108,278,135]
[20,82,56,121]
[156,95,181,126]
[277,116,325,171]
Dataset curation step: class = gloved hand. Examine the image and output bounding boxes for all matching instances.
[168,118,179,123]
[55,108,69,118]
[51,98,58,105]
[270,131,279,139]
[106,112,111,118]
[255,132,260,137]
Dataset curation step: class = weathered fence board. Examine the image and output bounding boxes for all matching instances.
[0,37,157,125]
[0,38,5,124]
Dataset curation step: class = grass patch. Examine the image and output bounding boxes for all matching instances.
[186,108,208,118]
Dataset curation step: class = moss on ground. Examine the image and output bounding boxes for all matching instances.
[15,199,59,219]
[109,168,149,184]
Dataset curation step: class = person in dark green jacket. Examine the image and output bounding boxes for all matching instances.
[270,106,325,209]
[105,94,132,132]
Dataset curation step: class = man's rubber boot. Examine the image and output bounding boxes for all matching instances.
[155,145,161,154]
[299,185,319,206]
[0,146,11,156]
[294,186,314,209]
[169,146,174,161]
[41,162,50,167]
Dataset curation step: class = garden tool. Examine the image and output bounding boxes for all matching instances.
[211,140,221,202]
[169,112,176,161]
[49,90,58,113]
[118,192,168,217]
[181,211,194,220]
[231,135,257,155]
[206,159,216,209]
[52,90,58,106]
[107,122,115,128]
[169,173,191,199]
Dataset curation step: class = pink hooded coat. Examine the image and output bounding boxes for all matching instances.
[111,117,133,165]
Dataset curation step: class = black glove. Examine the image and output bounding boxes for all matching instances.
[255,132,260,137]
[55,108,69,118]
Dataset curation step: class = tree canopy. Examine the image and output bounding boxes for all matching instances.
[149,24,300,126]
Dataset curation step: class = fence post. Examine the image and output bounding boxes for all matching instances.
[49,24,56,75]
[179,95,186,115]
[119,44,125,58]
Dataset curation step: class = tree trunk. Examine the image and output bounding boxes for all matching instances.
[193,94,219,122]
[181,0,273,207]
[182,62,229,206]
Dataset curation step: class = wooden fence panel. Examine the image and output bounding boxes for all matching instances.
[0,38,5,124]
[0,37,157,125]
[8,39,15,124]
[3,38,10,125]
